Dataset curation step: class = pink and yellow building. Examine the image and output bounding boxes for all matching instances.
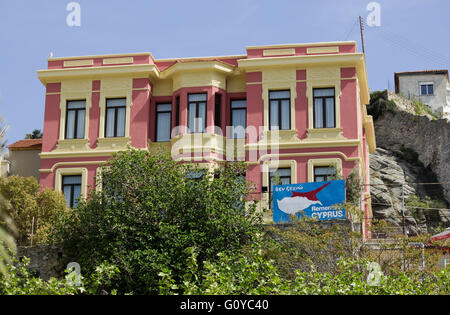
[37,41,376,236]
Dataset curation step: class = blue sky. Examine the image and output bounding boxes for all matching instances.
[0,0,449,147]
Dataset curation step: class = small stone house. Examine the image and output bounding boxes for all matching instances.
[394,69,450,119]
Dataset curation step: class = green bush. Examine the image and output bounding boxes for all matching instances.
[0,257,78,295]
[367,90,397,120]
[0,176,69,246]
[52,149,262,294]
[158,243,450,295]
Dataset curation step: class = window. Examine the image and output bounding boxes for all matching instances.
[420,83,434,95]
[314,166,336,182]
[313,88,335,129]
[186,170,205,181]
[156,103,172,142]
[175,96,180,127]
[215,93,222,130]
[62,175,82,208]
[269,168,291,193]
[105,98,126,138]
[188,93,207,133]
[65,100,86,139]
[269,91,290,130]
[230,99,247,139]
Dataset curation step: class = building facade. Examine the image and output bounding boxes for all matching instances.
[37,41,376,237]
[395,70,450,119]
[6,139,42,180]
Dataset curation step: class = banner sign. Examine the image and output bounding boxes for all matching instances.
[273,180,346,223]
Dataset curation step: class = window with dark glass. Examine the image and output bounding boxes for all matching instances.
[230,99,247,139]
[65,100,86,139]
[215,93,222,130]
[420,83,434,95]
[188,93,207,133]
[105,98,126,138]
[313,88,335,129]
[175,96,180,127]
[269,90,290,130]
[156,103,172,142]
[186,170,205,181]
[314,166,337,182]
[269,168,291,193]
[62,175,82,208]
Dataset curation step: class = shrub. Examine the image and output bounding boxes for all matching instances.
[0,257,78,295]
[367,90,397,120]
[0,176,69,246]
[52,149,262,294]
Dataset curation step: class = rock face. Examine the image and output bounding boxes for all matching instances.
[370,148,450,236]
[369,92,450,235]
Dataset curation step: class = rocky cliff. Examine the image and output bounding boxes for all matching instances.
[368,91,450,235]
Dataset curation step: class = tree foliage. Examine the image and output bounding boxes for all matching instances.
[0,176,69,246]
[52,149,262,294]
[367,90,397,120]
[0,193,16,277]
[25,129,43,140]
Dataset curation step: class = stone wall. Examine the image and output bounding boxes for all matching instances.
[16,245,63,280]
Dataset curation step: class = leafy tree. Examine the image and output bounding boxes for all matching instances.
[0,193,16,276]
[0,115,8,154]
[0,176,69,246]
[25,129,43,140]
[52,149,262,294]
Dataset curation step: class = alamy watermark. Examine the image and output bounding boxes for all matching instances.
[66,262,82,286]
[66,2,81,27]
[366,2,381,27]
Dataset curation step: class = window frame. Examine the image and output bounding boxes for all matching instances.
[62,175,82,208]
[105,98,127,138]
[65,100,86,140]
[230,99,247,139]
[313,166,337,182]
[420,82,434,96]
[175,95,180,127]
[215,93,222,131]
[269,168,292,194]
[188,93,207,134]
[313,87,336,129]
[269,90,291,130]
[155,103,172,142]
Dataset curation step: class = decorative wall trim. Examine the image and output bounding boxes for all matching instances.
[103,57,134,65]
[263,48,295,56]
[64,59,94,67]
[307,46,339,54]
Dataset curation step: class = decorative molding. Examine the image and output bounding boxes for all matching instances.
[307,46,339,54]
[64,59,94,67]
[263,48,295,57]
[260,130,301,144]
[55,139,90,152]
[103,57,134,65]
[40,161,106,173]
[96,137,131,151]
[304,128,345,141]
